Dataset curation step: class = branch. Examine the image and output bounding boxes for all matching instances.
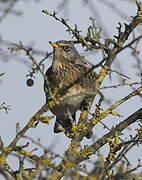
[76,108,142,163]
[100,81,142,90]
[118,35,142,52]
[0,103,11,113]
[42,10,91,49]
[0,103,53,165]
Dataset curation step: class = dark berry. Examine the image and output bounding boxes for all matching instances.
[26,78,34,87]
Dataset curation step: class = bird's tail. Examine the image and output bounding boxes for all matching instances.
[54,113,75,133]
[53,113,93,139]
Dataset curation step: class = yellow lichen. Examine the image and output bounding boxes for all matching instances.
[136,128,142,135]
[80,145,94,159]
[48,171,62,180]
[48,98,59,108]
[15,173,22,180]
[27,113,40,128]
[136,2,142,22]
[114,135,121,147]
[88,177,99,180]
[110,111,122,117]
[38,158,56,169]
[1,145,12,153]
[92,109,111,125]
[96,65,109,89]
[65,160,74,168]
[39,116,54,124]
[71,122,87,137]
[27,119,36,128]
[106,135,121,163]
[87,177,98,180]
[47,90,60,109]
[0,145,13,165]
[98,154,105,162]
[92,107,122,125]
[107,152,115,162]
[94,105,102,119]
[79,111,88,122]
[0,154,6,165]
[68,140,80,152]
[38,159,51,165]
[26,170,40,180]
[19,150,33,158]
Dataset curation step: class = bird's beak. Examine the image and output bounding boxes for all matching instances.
[49,41,59,48]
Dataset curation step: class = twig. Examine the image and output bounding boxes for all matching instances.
[100,81,142,90]
[118,35,142,53]
[76,107,142,163]
[0,103,11,113]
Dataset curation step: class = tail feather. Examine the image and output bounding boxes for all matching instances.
[53,113,93,139]
[54,121,62,133]
[54,113,76,133]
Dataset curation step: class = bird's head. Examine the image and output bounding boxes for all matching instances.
[49,40,80,62]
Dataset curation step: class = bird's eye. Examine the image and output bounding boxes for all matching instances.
[62,45,71,52]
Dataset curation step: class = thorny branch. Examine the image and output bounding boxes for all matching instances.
[74,107,142,163]
[40,1,142,176]
[0,0,142,179]
[0,103,11,113]
[100,81,142,90]
[42,10,107,52]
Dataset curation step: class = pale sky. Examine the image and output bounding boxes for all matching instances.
[0,0,142,177]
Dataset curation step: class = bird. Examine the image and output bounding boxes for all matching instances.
[44,40,97,138]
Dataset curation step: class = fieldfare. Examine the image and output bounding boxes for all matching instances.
[44,40,97,138]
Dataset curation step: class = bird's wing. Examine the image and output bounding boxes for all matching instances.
[44,67,52,101]
[75,56,93,69]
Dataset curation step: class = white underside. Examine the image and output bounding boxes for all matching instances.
[50,93,85,117]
